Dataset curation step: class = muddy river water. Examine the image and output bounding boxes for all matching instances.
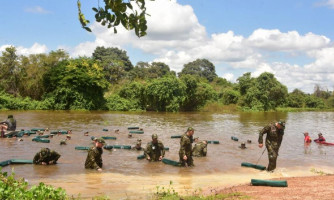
[1,111,334,199]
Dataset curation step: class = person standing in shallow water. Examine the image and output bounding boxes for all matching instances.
[85,138,105,171]
[258,120,285,172]
[179,127,195,167]
[144,134,165,161]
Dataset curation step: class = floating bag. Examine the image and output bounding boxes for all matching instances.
[31,128,45,132]
[10,159,33,164]
[162,158,181,167]
[231,136,239,141]
[101,136,117,140]
[0,160,11,167]
[75,146,90,150]
[103,145,114,150]
[113,145,131,149]
[128,127,139,130]
[241,162,266,170]
[129,130,144,134]
[208,140,220,144]
[171,135,182,138]
[32,138,50,143]
[137,154,145,159]
[251,179,288,187]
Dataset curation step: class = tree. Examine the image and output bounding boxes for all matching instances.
[92,46,133,82]
[0,46,20,96]
[178,59,218,82]
[286,89,306,108]
[43,58,110,110]
[78,0,152,37]
[237,72,254,95]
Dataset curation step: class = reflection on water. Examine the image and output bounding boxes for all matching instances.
[1,111,334,199]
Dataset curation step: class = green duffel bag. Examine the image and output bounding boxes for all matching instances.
[128,127,139,130]
[101,136,117,140]
[31,128,45,132]
[113,145,131,149]
[50,130,68,135]
[164,147,169,151]
[103,145,114,150]
[10,159,33,164]
[129,130,144,134]
[171,135,181,138]
[251,179,288,187]
[35,135,50,138]
[137,154,145,159]
[75,146,90,150]
[208,140,220,144]
[241,162,266,170]
[0,160,11,167]
[162,158,181,167]
[32,138,50,143]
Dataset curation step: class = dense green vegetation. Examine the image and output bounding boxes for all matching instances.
[0,46,333,112]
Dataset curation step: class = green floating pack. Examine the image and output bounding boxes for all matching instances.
[164,147,169,151]
[0,160,11,167]
[102,128,108,131]
[103,145,114,150]
[241,162,266,170]
[35,135,50,138]
[50,130,68,135]
[128,127,139,130]
[171,135,181,138]
[231,136,238,141]
[251,179,288,187]
[208,140,220,144]
[32,138,50,143]
[113,145,131,149]
[162,158,181,167]
[101,136,117,140]
[129,130,144,134]
[75,146,90,150]
[31,128,45,132]
[137,154,145,160]
[10,159,33,164]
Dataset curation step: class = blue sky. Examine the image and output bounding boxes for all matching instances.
[1,0,334,93]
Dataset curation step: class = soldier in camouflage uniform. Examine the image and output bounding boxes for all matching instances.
[144,134,165,161]
[258,120,285,172]
[33,147,61,165]
[179,127,195,167]
[192,140,208,157]
[85,138,105,171]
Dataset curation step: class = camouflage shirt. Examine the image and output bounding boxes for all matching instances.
[192,141,207,157]
[144,141,165,161]
[179,133,193,158]
[85,147,103,169]
[33,150,61,164]
[258,122,284,148]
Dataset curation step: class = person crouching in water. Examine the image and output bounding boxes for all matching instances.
[33,148,61,165]
[85,138,105,171]
[314,133,326,142]
[192,138,208,157]
[144,134,165,161]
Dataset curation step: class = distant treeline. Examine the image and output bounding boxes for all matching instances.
[0,46,333,111]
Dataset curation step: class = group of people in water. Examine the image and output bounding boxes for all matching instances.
[303,132,326,143]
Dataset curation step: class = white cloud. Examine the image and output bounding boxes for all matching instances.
[0,43,48,56]
[316,0,334,9]
[222,73,234,82]
[24,6,51,14]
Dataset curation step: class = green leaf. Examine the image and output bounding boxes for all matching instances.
[92,7,98,12]
[84,27,92,32]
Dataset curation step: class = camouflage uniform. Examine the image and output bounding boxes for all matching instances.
[144,141,165,161]
[33,148,61,165]
[85,146,103,170]
[179,134,194,166]
[5,115,16,131]
[192,141,207,157]
[258,122,285,171]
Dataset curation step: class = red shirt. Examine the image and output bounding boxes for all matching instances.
[304,135,312,143]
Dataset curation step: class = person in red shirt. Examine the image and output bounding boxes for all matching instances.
[303,132,312,143]
[314,133,326,142]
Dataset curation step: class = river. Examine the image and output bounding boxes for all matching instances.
[1,111,334,199]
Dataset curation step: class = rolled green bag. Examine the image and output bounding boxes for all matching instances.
[10,159,33,164]
[50,130,68,135]
[32,137,50,143]
[0,160,11,167]
[241,162,266,170]
[128,127,139,130]
[31,128,45,132]
[137,154,145,159]
[164,147,169,151]
[75,146,90,150]
[208,140,220,144]
[162,158,181,167]
[251,179,288,187]
[171,135,181,138]
[113,145,131,149]
[101,136,117,140]
[35,135,50,138]
[129,130,144,134]
[103,145,114,150]
[231,136,238,141]
[103,128,108,131]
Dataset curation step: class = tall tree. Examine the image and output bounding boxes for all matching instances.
[0,46,20,96]
[178,59,217,82]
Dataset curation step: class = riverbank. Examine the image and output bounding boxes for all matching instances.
[212,174,334,200]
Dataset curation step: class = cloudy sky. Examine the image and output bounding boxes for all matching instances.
[1,0,334,93]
